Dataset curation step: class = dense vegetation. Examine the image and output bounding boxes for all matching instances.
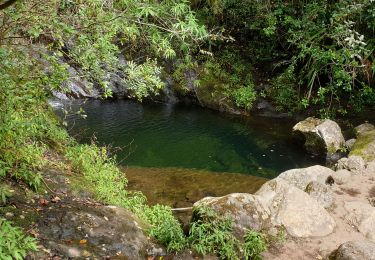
[0,0,374,258]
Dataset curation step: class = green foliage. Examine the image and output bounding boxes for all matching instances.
[0,47,70,190]
[65,143,186,252]
[189,206,240,259]
[1,0,209,100]
[188,205,267,259]
[141,205,187,252]
[0,219,38,259]
[243,230,267,260]
[0,185,11,205]
[233,85,257,110]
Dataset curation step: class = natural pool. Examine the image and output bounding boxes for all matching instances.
[59,99,322,206]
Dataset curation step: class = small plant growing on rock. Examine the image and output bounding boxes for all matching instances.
[243,230,267,260]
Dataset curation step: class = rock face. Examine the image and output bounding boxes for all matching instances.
[344,201,375,242]
[293,117,345,159]
[36,204,160,259]
[332,240,375,260]
[256,179,335,238]
[336,155,367,173]
[350,124,375,162]
[194,193,270,238]
[277,165,335,190]
[194,179,336,239]
[305,181,335,209]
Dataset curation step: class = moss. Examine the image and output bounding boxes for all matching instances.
[350,129,375,161]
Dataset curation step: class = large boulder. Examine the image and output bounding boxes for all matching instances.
[305,181,335,209]
[277,165,335,190]
[332,240,375,260]
[193,193,270,238]
[255,179,335,238]
[194,179,336,239]
[293,117,345,159]
[355,123,375,136]
[332,169,352,185]
[350,125,375,162]
[336,155,367,173]
[35,204,162,259]
[344,201,375,242]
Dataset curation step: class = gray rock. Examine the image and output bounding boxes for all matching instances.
[355,123,375,136]
[293,117,345,159]
[345,139,357,151]
[305,181,335,209]
[256,179,335,238]
[36,204,160,259]
[332,169,352,185]
[350,129,375,163]
[344,201,375,242]
[194,193,270,238]
[332,240,375,260]
[195,179,336,239]
[336,156,366,172]
[277,165,335,190]
[366,161,375,173]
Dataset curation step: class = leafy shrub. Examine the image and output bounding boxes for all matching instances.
[189,206,240,259]
[65,143,186,252]
[233,84,257,110]
[243,230,267,260]
[0,219,38,259]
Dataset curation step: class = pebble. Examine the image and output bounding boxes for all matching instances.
[5,212,14,218]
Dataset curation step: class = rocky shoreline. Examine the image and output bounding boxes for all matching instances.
[193,119,375,259]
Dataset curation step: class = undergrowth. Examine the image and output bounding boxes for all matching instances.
[0,219,38,259]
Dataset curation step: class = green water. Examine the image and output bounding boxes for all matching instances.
[62,100,322,179]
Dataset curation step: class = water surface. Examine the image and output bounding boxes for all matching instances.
[62,100,322,179]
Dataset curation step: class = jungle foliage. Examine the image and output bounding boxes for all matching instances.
[193,0,375,116]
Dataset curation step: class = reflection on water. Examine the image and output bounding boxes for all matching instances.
[62,100,322,179]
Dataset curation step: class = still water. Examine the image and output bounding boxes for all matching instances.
[62,100,321,179]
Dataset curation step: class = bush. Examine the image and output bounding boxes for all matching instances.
[243,230,267,260]
[0,219,38,259]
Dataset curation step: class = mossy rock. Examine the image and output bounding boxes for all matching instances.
[350,129,375,162]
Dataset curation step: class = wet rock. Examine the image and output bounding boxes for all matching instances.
[332,240,375,260]
[36,204,160,259]
[277,165,335,191]
[305,181,335,209]
[256,179,335,238]
[336,156,366,173]
[344,201,375,242]
[293,117,345,159]
[355,123,375,136]
[332,169,352,185]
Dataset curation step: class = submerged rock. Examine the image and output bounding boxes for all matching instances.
[293,117,345,160]
[332,240,375,260]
